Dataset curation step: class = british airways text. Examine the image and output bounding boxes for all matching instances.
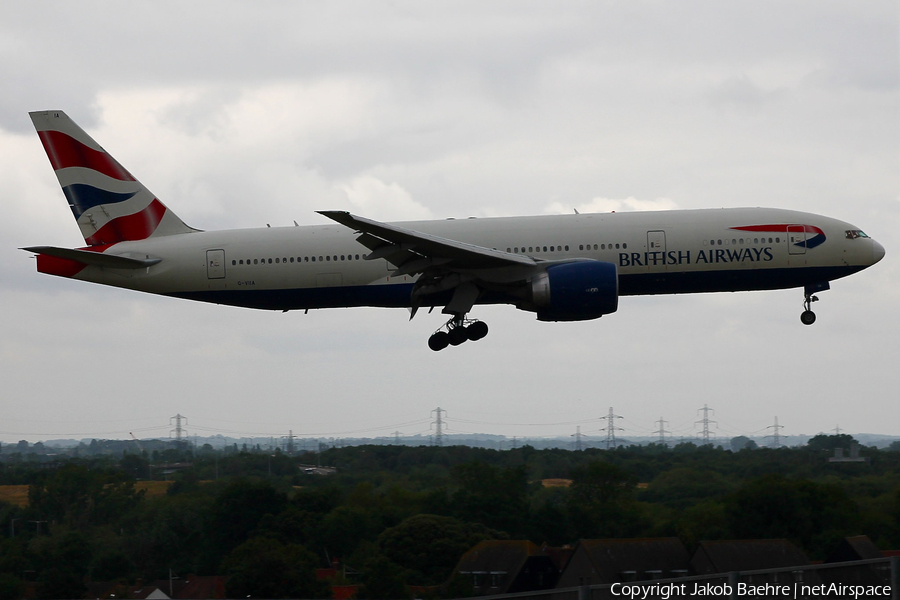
[619,247,774,267]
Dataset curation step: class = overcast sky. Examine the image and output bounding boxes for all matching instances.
[1,1,897,446]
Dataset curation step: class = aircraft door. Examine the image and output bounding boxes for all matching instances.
[647,230,666,254]
[206,249,226,279]
[787,225,806,255]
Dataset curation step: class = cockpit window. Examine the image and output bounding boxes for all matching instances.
[845,230,870,239]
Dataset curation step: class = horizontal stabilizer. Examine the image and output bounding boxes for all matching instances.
[21,246,161,269]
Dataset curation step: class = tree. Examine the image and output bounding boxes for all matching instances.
[643,468,732,509]
[359,553,411,599]
[35,567,85,600]
[317,505,382,559]
[0,574,23,600]
[450,462,529,534]
[208,479,287,554]
[567,460,643,538]
[377,514,502,585]
[806,434,857,453]
[730,436,758,452]
[223,536,330,599]
[725,474,860,558]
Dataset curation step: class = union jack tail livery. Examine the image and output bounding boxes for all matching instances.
[29,110,195,246]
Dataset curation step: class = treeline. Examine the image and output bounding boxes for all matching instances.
[0,434,899,598]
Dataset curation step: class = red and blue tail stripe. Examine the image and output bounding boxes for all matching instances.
[30,110,194,247]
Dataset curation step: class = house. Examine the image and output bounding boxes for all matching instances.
[825,536,883,563]
[821,536,889,589]
[453,540,559,595]
[87,576,227,599]
[690,539,810,574]
[555,538,691,588]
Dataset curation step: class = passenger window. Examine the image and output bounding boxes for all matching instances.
[232,260,236,265]
[275,258,280,263]
[623,243,627,249]
[253,259,258,264]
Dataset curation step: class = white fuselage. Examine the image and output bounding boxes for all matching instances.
[62,207,882,313]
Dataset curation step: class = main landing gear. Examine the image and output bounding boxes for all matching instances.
[428,315,489,351]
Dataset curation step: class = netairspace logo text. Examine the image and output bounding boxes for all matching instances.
[610,581,891,599]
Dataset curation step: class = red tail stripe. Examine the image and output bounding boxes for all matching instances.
[85,199,167,246]
[35,244,116,278]
[37,130,135,182]
[36,254,87,278]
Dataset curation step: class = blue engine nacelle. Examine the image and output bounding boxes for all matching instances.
[530,260,618,321]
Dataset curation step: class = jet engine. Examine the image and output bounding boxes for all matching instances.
[529,260,618,321]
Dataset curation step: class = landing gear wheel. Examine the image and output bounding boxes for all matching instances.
[448,327,468,346]
[466,321,489,341]
[428,331,450,351]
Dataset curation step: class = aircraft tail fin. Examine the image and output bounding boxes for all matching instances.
[29,110,196,246]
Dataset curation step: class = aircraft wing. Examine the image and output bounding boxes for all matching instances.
[317,211,536,276]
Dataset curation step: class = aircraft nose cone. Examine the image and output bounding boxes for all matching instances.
[873,240,885,264]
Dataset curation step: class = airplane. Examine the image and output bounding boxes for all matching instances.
[22,110,885,351]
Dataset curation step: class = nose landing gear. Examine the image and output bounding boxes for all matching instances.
[800,282,829,326]
[800,293,818,325]
[428,315,489,351]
